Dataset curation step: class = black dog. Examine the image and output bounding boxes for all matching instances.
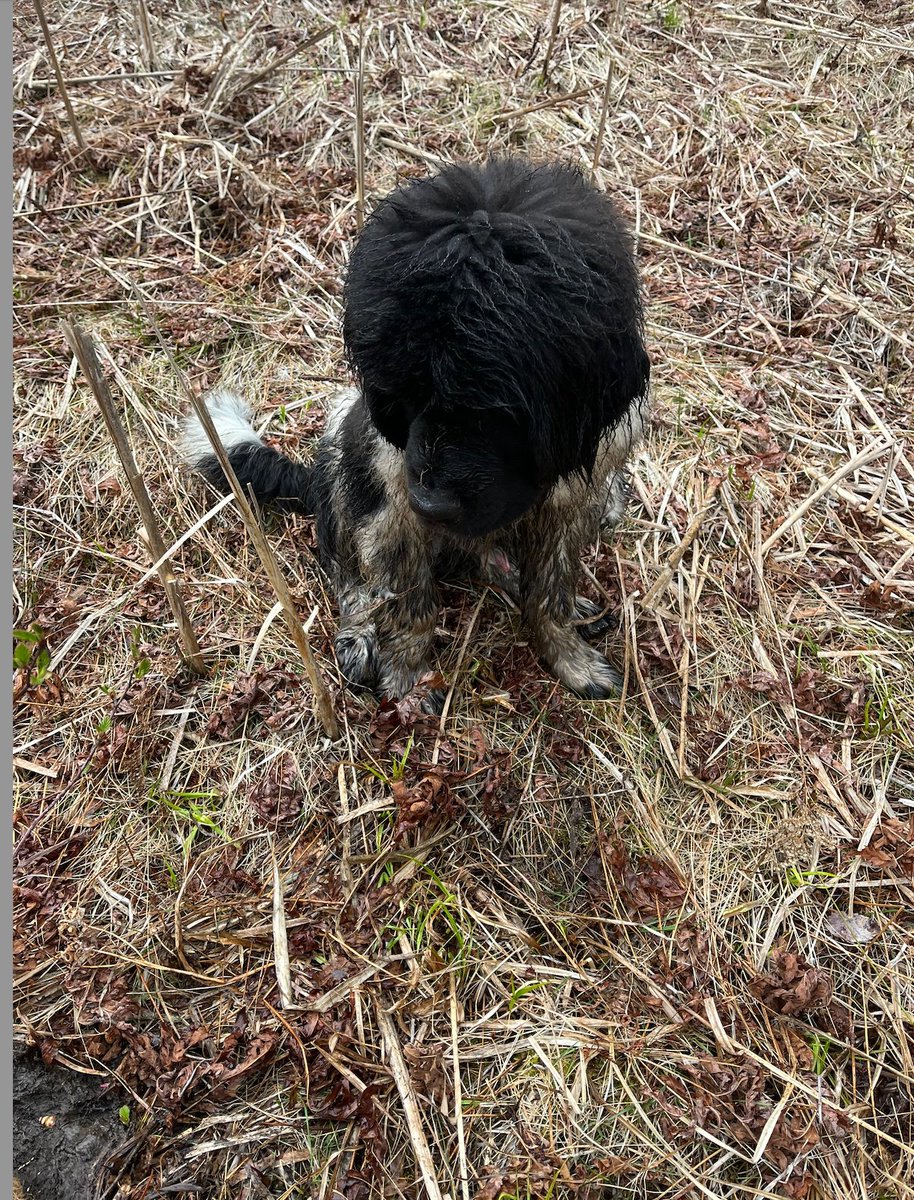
[181,157,650,709]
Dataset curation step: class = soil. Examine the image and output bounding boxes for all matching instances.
[13,1049,129,1200]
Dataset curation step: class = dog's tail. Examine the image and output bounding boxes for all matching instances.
[179,388,314,513]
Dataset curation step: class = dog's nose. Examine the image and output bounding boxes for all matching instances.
[408,485,461,526]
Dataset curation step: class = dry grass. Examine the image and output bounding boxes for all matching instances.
[12,1,914,1197]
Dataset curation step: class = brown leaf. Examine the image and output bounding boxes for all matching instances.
[206,666,302,740]
[210,1031,279,1098]
[857,816,914,877]
[750,949,832,1015]
[247,754,303,822]
[391,769,462,843]
[369,673,447,752]
[590,832,687,918]
[861,581,910,614]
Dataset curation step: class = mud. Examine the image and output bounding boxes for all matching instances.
[13,1049,129,1200]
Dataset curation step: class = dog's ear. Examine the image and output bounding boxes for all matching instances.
[539,329,650,482]
[603,340,650,432]
[362,387,411,449]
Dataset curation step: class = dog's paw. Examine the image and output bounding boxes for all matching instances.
[335,628,380,691]
[546,637,623,700]
[573,595,616,641]
[377,661,444,710]
[569,652,623,699]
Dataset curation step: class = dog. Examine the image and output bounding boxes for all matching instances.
[180,157,650,711]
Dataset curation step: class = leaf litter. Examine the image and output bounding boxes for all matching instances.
[12,0,914,1197]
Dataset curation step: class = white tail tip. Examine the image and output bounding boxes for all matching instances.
[179,387,263,466]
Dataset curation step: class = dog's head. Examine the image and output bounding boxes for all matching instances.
[343,158,650,539]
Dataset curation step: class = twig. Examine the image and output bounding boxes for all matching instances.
[641,476,721,607]
[375,1004,445,1200]
[128,290,340,738]
[591,61,614,179]
[31,0,92,163]
[234,24,336,98]
[27,68,180,89]
[378,136,444,168]
[61,322,206,675]
[541,0,563,80]
[492,85,593,124]
[591,1,624,179]
[354,20,366,231]
[13,757,58,780]
[761,439,891,556]
[302,958,391,1014]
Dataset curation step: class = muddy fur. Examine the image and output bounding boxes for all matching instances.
[181,157,649,711]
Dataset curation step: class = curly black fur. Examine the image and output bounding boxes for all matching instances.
[181,157,650,710]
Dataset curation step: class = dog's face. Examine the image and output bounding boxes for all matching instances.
[344,158,652,541]
[398,405,544,538]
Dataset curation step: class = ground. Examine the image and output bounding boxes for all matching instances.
[11,1,914,1198]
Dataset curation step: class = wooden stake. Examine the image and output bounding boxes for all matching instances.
[62,322,206,675]
[31,0,92,163]
[128,292,340,740]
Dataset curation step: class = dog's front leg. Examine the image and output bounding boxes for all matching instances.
[335,521,442,709]
[518,515,623,700]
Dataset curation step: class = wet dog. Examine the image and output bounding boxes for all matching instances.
[181,157,650,710]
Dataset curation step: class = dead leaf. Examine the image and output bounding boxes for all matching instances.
[824,911,878,944]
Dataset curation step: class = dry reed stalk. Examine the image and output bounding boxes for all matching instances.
[492,85,593,123]
[541,0,563,80]
[375,1004,445,1200]
[270,840,293,1008]
[179,391,339,737]
[134,0,157,71]
[31,0,91,162]
[354,20,366,230]
[235,24,336,99]
[131,292,340,739]
[591,0,624,178]
[761,439,891,555]
[450,973,470,1200]
[61,321,206,675]
[641,475,722,606]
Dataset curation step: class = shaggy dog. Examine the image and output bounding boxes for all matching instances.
[181,157,650,711]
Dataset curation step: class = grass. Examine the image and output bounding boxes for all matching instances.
[12,0,914,1198]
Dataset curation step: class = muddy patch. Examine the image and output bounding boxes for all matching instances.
[13,1049,128,1200]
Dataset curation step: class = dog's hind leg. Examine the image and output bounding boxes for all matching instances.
[600,468,630,532]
